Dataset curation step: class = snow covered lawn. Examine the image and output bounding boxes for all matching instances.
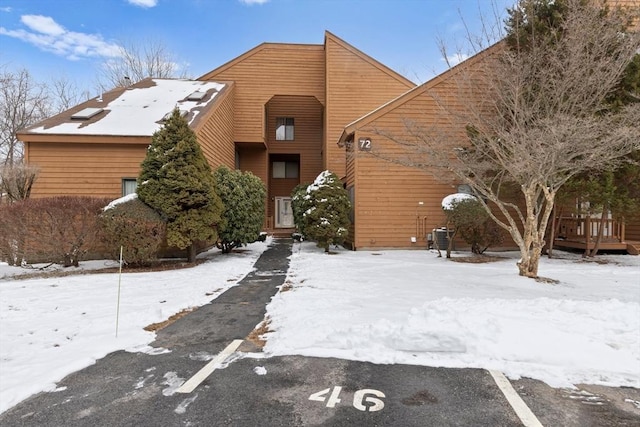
[264,242,640,390]
[1,238,638,415]
[0,239,271,414]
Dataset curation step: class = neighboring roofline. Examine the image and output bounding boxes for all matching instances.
[324,31,416,90]
[198,42,324,80]
[190,80,235,133]
[17,78,230,139]
[338,41,504,145]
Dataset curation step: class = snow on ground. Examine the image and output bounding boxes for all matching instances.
[0,239,271,414]
[1,238,639,415]
[264,242,640,390]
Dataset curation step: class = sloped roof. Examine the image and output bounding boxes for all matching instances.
[19,78,228,138]
[338,42,504,144]
[198,42,324,81]
[324,31,416,89]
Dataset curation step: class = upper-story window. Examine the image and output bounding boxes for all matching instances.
[276,117,294,141]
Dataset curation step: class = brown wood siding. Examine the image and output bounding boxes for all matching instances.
[196,85,235,169]
[350,82,471,249]
[26,141,148,199]
[265,95,324,185]
[625,217,640,241]
[325,36,415,179]
[202,44,325,144]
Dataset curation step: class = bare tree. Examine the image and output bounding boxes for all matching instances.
[368,0,640,278]
[96,38,189,91]
[49,75,92,113]
[0,66,50,166]
[0,163,39,203]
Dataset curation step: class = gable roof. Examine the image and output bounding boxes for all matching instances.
[19,78,229,138]
[324,31,416,89]
[338,42,504,145]
[198,42,324,81]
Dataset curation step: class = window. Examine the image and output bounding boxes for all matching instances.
[272,161,299,179]
[122,179,137,196]
[276,117,294,141]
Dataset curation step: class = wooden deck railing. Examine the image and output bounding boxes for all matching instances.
[557,216,625,242]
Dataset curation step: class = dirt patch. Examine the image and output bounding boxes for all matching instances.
[280,281,294,292]
[143,307,196,332]
[246,319,272,349]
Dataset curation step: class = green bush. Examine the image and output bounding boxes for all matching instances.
[444,196,503,254]
[291,182,311,236]
[100,196,166,266]
[213,165,266,253]
[301,170,350,252]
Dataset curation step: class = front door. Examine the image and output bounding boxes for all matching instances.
[275,197,294,228]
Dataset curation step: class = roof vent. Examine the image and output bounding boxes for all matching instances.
[187,91,207,101]
[162,109,188,121]
[71,108,104,120]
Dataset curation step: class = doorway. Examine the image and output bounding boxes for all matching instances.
[275,197,294,228]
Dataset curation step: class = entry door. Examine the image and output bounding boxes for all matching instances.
[275,197,294,228]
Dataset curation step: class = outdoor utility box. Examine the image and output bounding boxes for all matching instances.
[434,228,455,250]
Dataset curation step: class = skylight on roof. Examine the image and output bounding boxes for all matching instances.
[71,108,104,120]
[187,91,207,101]
[162,109,188,121]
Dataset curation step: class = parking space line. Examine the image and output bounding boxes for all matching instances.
[176,339,243,394]
[489,370,543,427]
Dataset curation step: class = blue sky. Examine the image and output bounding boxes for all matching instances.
[0,0,513,95]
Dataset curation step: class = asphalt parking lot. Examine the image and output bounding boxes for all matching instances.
[1,239,638,426]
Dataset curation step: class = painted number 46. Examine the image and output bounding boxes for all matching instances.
[309,386,385,412]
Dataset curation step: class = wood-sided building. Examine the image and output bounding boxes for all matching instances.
[18,31,415,237]
[16,29,640,253]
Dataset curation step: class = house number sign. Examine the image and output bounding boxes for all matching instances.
[358,137,372,151]
[309,386,385,412]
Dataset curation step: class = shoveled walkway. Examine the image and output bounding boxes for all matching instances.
[0,239,293,427]
[152,238,292,353]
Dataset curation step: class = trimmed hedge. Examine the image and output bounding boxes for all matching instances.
[100,197,166,266]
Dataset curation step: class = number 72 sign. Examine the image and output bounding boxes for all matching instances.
[358,138,372,151]
[309,386,385,412]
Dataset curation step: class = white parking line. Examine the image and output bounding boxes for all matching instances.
[489,370,544,427]
[176,339,243,394]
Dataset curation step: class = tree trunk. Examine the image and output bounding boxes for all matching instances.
[517,246,542,277]
[586,207,608,257]
[187,244,197,263]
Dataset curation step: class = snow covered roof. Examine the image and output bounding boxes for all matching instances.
[21,78,227,137]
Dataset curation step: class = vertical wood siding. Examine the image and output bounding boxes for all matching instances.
[202,44,325,144]
[26,142,148,199]
[325,35,415,178]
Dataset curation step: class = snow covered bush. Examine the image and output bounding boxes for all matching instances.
[213,165,266,254]
[100,195,166,266]
[443,194,503,255]
[290,182,311,237]
[300,170,351,253]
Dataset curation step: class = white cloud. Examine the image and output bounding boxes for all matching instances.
[21,15,65,36]
[0,15,122,61]
[126,0,158,7]
[441,52,470,67]
[239,0,270,5]
[0,7,12,12]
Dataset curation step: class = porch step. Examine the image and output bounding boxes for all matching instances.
[626,242,640,255]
